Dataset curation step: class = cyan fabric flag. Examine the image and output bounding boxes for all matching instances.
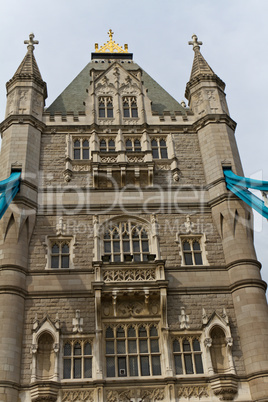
[0,172,21,220]
[224,168,268,219]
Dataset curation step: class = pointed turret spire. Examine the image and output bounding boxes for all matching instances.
[7,33,45,88]
[188,34,215,80]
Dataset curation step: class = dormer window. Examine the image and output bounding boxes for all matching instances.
[126,139,141,152]
[151,139,168,159]
[123,97,138,118]
[99,97,113,118]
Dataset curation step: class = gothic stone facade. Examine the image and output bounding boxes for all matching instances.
[0,33,268,402]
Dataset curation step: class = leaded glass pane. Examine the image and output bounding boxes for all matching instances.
[106,327,114,338]
[123,108,130,118]
[74,149,80,159]
[83,148,89,159]
[184,354,194,374]
[182,340,191,352]
[129,356,138,376]
[139,326,147,337]
[193,240,200,250]
[174,355,183,374]
[117,327,125,338]
[194,253,203,265]
[128,327,136,338]
[106,341,114,354]
[139,339,148,353]
[133,241,140,252]
[108,139,115,150]
[52,244,59,253]
[184,253,193,265]
[113,241,120,253]
[194,354,204,374]
[133,254,141,262]
[152,355,161,375]
[51,255,59,268]
[183,241,191,250]
[150,339,159,353]
[74,140,80,147]
[132,107,138,118]
[123,241,130,253]
[160,147,168,159]
[126,139,132,149]
[134,139,141,150]
[63,359,71,379]
[118,357,127,376]
[117,340,125,354]
[83,139,89,147]
[151,140,157,147]
[150,326,158,337]
[74,358,81,378]
[114,254,121,262]
[142,240,149,252]
[107,108,113,118]
[140,356,150,376]
[61,255,69,268]
[173,340,180,352]
[106,357,115,377]
[62,244,69,254]
[193,339,201,351]
[104,241,111,253]
[99,108,105,118]
[64,343,71,356]
[100,140,106,151]
[160,139,166,147]
[74,342,81,355]
[128,340,137,353]
[84,357,92,378]
[152,148,159,159]
[84,342,91,355]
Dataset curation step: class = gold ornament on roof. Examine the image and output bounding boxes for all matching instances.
[95,29,128,53]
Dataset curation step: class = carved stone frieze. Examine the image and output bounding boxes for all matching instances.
[141,388,165,401]
[106,389,132,402]
[102,299,159,317]
[178,385,209,399]
[100,156,117,163]
[103,267,156,282]
[155,163,171,170]
[72,164,92,172]
[127,155,144,163]
[62,389,94,401]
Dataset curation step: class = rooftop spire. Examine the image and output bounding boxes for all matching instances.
[188,34,215,80]
[94,29,128,53]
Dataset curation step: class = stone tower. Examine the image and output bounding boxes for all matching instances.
[0,31,267,402]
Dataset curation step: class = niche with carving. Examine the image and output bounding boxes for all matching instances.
[210,326,229,374]
[36,332,55,380]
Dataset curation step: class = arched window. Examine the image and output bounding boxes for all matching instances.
[125,139,141,152]
[151,139,168,159]
[73,139,90,159]
[51,242,70,269]
[182,239,203,265]
[103,221,150,262]
[100,139,107,152]
[105,324,161,378]
[123,97,138,118]
[99,97,113,118]
[108,139,116,152]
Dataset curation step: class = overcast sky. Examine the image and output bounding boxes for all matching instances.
[0,0,267,287]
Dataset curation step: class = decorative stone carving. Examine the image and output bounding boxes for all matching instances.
[178,386,209,399]
[117,301,144,317]
[72,164,92,172]
[62,389,94,402]
[179,306,190,329]
[100,156,117,163]
[155,163,171,170]
[202,308,208,324]
[72,309,83,333]
[56,217,66,236]
[106,390,131,402]
[103,267,156,282]
[127,155,144,163]
[141,388,165,401]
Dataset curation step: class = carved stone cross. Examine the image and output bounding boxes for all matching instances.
[188,34,203,51]
[108,29,114,41]
[24,33,39,51]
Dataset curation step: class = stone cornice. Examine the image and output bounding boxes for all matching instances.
[185,73,226,99]
[193,113,237,132]
[0,114,46,133]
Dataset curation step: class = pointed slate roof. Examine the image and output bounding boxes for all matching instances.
[189,49,215,80]
[46,59,185,116]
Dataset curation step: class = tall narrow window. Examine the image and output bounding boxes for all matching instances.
[123,97,138,118]
[100,139,107,152]
[105,324,161,378]
[103,221,150,262]
[99,97,113,118]
[108,139,116,152]
[82,140,90,159]
[74,140,81,159]
[151,139,168,159]
[173,337,203,375]
[63,340,92,379]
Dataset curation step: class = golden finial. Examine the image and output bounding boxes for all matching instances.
[95,29,129,53]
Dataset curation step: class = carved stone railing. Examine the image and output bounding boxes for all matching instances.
[103,267,156,282]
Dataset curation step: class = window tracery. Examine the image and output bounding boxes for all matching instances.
[99,138,116,152]
[63,340,92,379]
[123,97,138,118]
[51,241,70,269]
[105,324,161,378]
[151,139,168,159]
[73,138,90,160]
[103,221,150,262]
[99,97,113,118]
[172,336,204,375]
[125,138,141,152]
